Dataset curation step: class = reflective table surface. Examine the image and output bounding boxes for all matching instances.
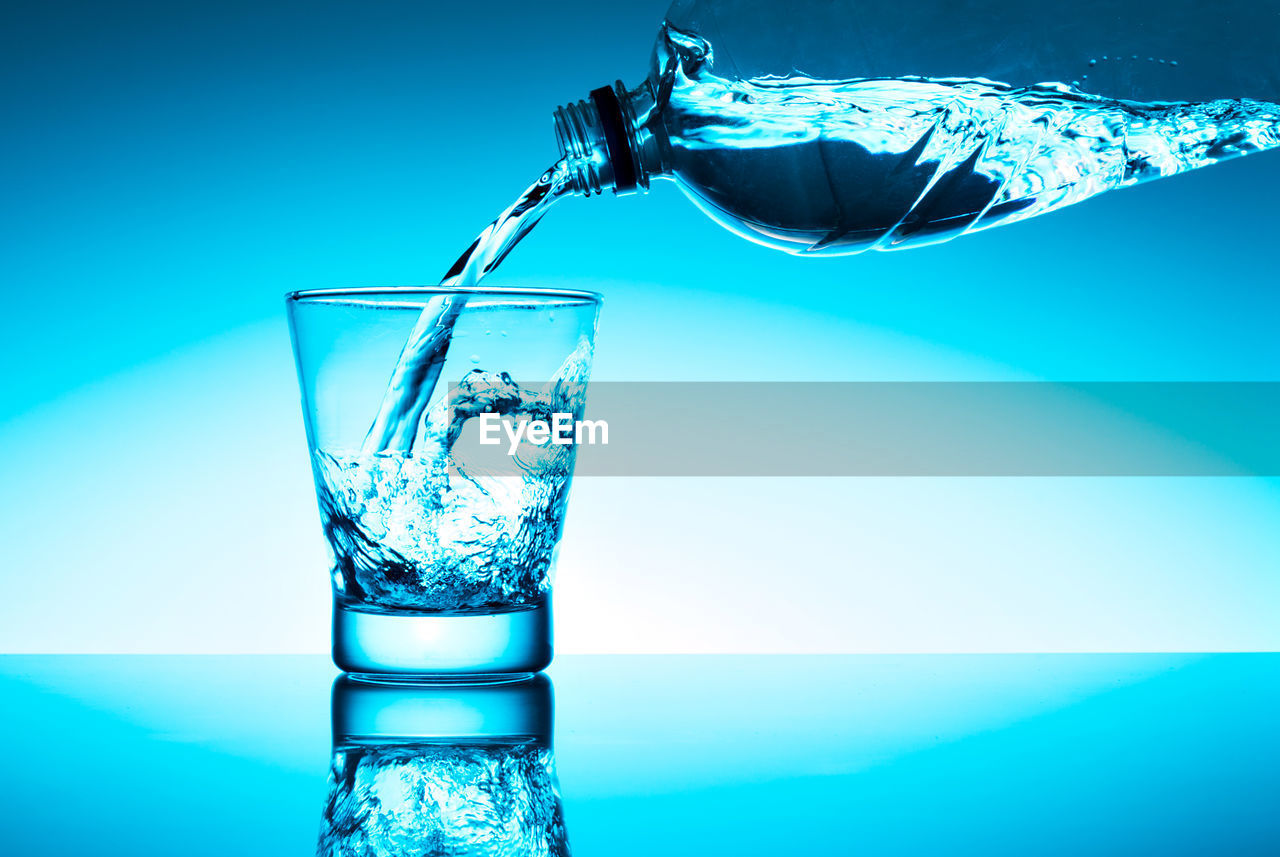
[1,654,1276,854]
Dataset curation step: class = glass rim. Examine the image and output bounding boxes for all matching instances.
[286,285,603,304]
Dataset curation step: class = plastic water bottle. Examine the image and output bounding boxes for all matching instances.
[553,0,1280,253]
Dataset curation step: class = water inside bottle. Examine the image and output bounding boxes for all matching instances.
[654,25,1280,253]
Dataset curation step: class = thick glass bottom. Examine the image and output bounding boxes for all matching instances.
[333,599,552,680]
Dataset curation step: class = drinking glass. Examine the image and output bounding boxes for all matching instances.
[287,287,601,680]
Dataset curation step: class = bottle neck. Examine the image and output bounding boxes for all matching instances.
[554,81,661,197]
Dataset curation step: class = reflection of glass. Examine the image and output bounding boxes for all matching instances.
[318,675,570,856]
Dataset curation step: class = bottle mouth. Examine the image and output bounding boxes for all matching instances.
[553,98,605,195]
[554,81,647,196]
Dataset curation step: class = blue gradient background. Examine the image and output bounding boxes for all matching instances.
[2,0,1277,653]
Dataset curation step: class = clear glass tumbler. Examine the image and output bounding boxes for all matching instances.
[287,287,601,680]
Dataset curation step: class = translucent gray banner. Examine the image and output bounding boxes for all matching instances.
[446,382,1280,476]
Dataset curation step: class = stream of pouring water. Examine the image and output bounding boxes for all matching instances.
[361,160,574,454]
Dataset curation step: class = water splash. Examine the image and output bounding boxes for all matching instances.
[320,341,593,613]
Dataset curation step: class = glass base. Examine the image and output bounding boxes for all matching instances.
[333,599,552,679]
